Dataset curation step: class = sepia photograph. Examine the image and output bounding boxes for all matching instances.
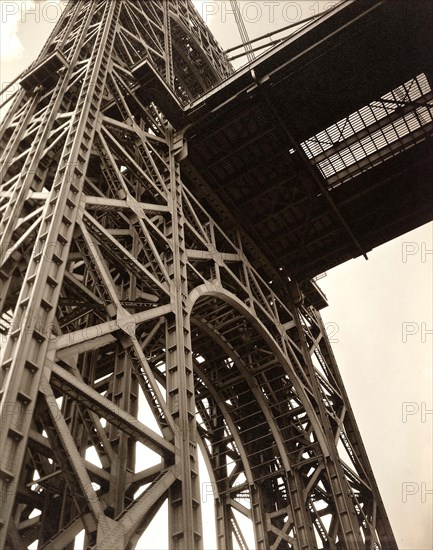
[0,1,431,548]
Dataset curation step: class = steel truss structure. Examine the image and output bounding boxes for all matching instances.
[0,1,398,548]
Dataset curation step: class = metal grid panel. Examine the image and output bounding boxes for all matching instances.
[302,73,433,187]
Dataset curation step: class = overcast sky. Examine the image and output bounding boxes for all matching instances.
[0,1,431,548]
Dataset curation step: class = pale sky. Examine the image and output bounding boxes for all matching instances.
[0,1,432,548]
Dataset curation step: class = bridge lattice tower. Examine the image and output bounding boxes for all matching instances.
[0,1,397,548]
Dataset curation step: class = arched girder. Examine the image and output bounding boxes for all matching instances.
[190,311,314,549]
[192,314,292,472]
[187,285,337,549]
[188,285,330,457]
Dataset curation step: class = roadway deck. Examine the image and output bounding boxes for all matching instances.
[180,0,433,287]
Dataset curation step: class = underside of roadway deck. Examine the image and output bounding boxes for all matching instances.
[177,0,432,303]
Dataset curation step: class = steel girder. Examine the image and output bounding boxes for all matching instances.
[0,0,396,548]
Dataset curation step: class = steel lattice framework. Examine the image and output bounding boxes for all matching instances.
[0,1,400,548]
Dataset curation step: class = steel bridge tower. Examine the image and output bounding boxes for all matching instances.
[0,1,399,548]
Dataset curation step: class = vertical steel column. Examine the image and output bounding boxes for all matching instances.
[165,136,203,549]
[0,2,122,545]
[313,311,398,549]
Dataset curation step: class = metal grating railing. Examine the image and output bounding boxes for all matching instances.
[301,73,433,188]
